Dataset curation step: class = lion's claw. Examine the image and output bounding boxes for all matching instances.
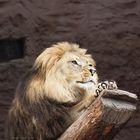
[95,80,118,97]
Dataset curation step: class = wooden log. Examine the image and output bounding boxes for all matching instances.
[58,89,138,140]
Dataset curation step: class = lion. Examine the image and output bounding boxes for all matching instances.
[6,42,117,140]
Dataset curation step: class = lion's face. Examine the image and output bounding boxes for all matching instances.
[32,42,98,103]
[56,51,98,91]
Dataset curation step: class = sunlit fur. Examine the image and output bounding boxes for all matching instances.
[25,42,98,103]
[7,42,99,140]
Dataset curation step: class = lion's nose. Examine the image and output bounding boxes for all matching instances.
[89,68,96,76]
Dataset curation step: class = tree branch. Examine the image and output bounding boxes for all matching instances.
[58,90,138,140]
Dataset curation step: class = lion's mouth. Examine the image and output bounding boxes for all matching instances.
[77,80,95,85]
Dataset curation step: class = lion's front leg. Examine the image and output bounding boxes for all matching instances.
[95,80,118,97]
[70,96,95,120]
[71,90,97,119]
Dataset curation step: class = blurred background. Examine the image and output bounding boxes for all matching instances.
[0,0,140,139]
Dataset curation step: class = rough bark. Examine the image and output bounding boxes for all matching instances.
[58,90,138,140]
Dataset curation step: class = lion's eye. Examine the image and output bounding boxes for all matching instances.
[71,60,78,65]
[89,64,93,67]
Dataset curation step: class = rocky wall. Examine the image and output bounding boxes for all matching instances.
[0,0,140,139]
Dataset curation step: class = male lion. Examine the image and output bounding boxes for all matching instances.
[6,42,117,140]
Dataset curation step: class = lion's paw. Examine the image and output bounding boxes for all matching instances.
[95,80,118,97]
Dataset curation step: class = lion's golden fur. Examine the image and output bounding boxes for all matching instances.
[7,42,98,140]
